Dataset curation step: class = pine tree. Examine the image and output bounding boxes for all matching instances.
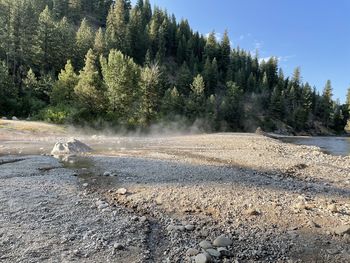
[321,79,333,127]
[56,17,75,69]
[176,62,192,95]
[93,27,105,56]
[219,30,231,76]
[105,0,130,54]
[128,7,148,63]
[270,86,282,118]
[22,68,47,115]
[204,31,217,61]
[161,86,183,118]
[36,6,59,73]
[100,49,140,122]
[74,49,104,113]
[139,64,161,126]
[186,74,206,119]
[51,60,78,105]
[75,18,94,69]
[220,81,243,129]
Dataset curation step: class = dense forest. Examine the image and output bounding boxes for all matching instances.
[0,0,349,134]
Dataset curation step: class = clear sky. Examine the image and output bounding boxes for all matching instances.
[134,0,350,102]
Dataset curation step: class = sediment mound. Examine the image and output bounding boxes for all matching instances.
[51,139,92,155]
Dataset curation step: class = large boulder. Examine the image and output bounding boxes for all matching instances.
[51,139,92,155]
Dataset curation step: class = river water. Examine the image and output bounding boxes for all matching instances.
[281,136,350,156]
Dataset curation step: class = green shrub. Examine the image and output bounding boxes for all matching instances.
[36,105,76,124]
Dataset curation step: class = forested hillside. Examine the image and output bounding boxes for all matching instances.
[0,0,349,134]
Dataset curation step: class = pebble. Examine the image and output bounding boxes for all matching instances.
[328,204,338,213]
[186,248,199,256]
[195,253,211,263]
[140,216,147,223]
[199,240,212,249]
[332,225,350,235]
[116,188,127,195]
[245,208,260,216]
[206,248,220,257]
[113,243,124,250]
[103,171,111,176]
[213,235,232,247]
[185,224,195,231]
[82,183,89,187]
[308,220,320,228]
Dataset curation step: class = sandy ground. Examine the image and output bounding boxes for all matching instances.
[0,120,349,262]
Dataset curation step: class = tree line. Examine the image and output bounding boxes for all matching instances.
[0,0,349,133]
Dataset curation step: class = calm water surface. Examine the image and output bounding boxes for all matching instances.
[281,136,350,156]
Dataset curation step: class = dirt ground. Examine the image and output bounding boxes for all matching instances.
[0,120,349,262]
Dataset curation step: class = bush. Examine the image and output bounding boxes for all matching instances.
[36,105,76,124]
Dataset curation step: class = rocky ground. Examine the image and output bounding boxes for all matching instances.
[0,120,349,262]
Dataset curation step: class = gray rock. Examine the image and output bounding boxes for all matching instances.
[213,236,232,247]
[199,240,212,249]
[82,183,89,187]
[1,117,7,120]
[195,253,211,263]
[166,225,175,232]
[116,188,127,195]
[51,139,92,155]
[103,171,111,176]
[12,116,18,120]
[98,203,109,210]
[217,247,231,256]
[205,248,220,257]
[332,225,350,235]
[113,243,124,250]
[185,224,195,231]
[186,248,199,256]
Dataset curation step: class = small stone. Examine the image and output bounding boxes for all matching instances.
[113,243,124,250]
[245,208,260,216]
[199,240,213,249]
[98,203,109,210]
[326,248,340,255]
[82,183,88,187]
[195,253,211,263]
[328,204,338,213]
[176,226,185,231]
[308,220,320,228]
[140,216,147,223]
[206,248,220,257]
[186,248,199,256]
[185,224,195,231]
[294,201,307,210]
[217,247,234,257]
[332,225,350,235]
[116,188,127,195]
[213,236,232,247]
[103,171,111,176]
[199,229,209,237]
[166,225,175,232]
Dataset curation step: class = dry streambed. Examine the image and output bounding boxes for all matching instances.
[0,128,349,262]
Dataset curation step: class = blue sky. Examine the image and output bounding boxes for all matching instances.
[134,0,350,102]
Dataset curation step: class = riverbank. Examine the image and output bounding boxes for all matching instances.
[0,121,349,262]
